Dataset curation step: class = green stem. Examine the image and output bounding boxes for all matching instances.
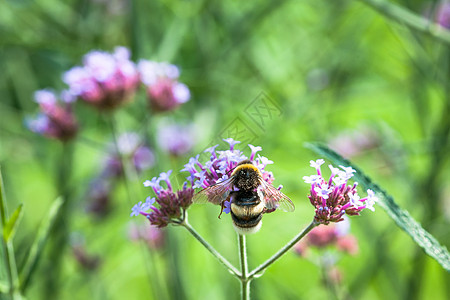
[106,114,138,202]
[319,256,340,300]
[1,238,20,299]
[248,219,318,279]
[357,0,450,45]
[180,217,240,277]
[166,228,187,300]
[107,114,162,300]
[238,234,250,300]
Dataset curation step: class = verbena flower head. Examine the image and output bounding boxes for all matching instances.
[181,138,275,190]
[131,172,194,228]
[103,132,155,177]
[156,120,196,156]
[26,89,78,142]
[137,60,190,112]
[63,46,139,110]
[304,159,378,224]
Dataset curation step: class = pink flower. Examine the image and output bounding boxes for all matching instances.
[63,47,139,110]
[305,159,377,224]
[138,60,190,112]
[294,218,359,258]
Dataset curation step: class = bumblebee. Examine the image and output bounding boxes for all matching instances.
[193,160,294,234]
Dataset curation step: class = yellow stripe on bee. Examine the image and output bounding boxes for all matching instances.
[231,163,262,176]
[231,202,265,217]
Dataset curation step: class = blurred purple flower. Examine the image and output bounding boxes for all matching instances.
[63,47,139,110]
[103,132,155,178]
[138,60,190,112]
[437,2,450,29]
[86,179,111,217]
[26,89,78,142]
[72,246,101,271]
[304,159,378,224]
[327,126,380,159]
[129,223,165,249]
[294,217,358,257]
[70,233,101,271]
[157,120,196,156]
[133,146,156,172]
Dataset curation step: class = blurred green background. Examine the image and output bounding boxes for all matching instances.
[0,0,449,299]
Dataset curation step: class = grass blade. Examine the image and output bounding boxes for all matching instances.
[305,142,450,272]
[3,204,24,242]
[0,166,20,298]
[19,197,64,292]
[0,166,8,227]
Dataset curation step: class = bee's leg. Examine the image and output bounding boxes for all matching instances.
[218,201,225,219]
[263,207,276,214]
[218,193,233,219]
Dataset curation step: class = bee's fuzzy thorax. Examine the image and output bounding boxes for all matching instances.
[231,163,261,177]
[231,163,261,191]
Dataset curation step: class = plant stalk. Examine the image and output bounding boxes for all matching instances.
[107,114,163,300]
[358,0,450,45]
[238,234,250,300]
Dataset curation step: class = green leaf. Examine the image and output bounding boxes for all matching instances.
[0,166,8,228]
[304,142,450,272]
[19,197,64,292]
[3,204,24,242]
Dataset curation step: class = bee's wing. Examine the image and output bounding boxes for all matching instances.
[259,179,295,212]
[193,176,234,205]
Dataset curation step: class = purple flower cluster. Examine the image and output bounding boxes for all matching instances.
[63,47,140,110]
[26,90,78,142]
[130,139,275,225]
[138,60,190,112]
[28,46,191,143]
[181,138,275,190]
[131,171,194,228]
[303,159,378,224]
